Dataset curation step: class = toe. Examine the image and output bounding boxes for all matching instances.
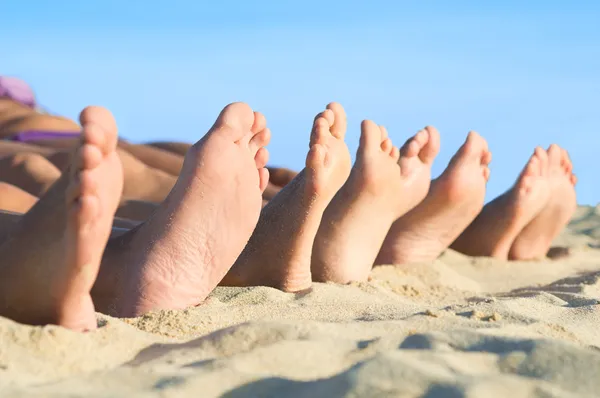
[249,128,271,156]
[400,134,422,158]
[547,144,562,170]
[561,148,573,174]
[379,126,393,153]
[79,106,118,154]
[381,138,393,154]
[255,147,269,169]
[390,146,400,162]
[534,146,549,176]
[252,112,267,133]
[313,109,335,127]
[358,120,382,155]
[75,144,104,172]
[79,123,106,153]
[523,152,541,177]
[211,102,255,141]
[258,167,270,193]
[66,168,99,205]
[79,106,117,133]
[483,166,491,181]
[380,125,389,141]
[418,126,440,164]
[310,117,331,147]
[400,126,440,164]
[464,131,488,155]
[326,102,347,139]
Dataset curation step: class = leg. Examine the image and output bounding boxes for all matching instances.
[93,103,271,317]
[0,182,38,214]
[508,145,577,260]
[0,106,123,330]
[221,102,352,292]
[49,147,177,203]
[116,199,159,221]
[267,166,299,188]
[376,132,491,264]
[0,152,61,196]
[312,123,440,283]
[0,140,55,157]
[0,138,175,204]
[147,141,191,156]
[451,147,551,259]
[118,141,184,177]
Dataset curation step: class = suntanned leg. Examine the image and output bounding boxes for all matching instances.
[451,147,551,259]
[376,132,491,264]
[117,141,184,177]
[92,103,270,317]
[0,106,123,330]
[0,182,38,213]
[0,141,54,157]
[116,199,159,221]
[0,138,175,204]
[48,147,177,203]
[147,141,191,156]
[0,210,136,245]
[0,153,61,196]
[312,123,440,283]
[221,102,352,292]
[267,166,299,188]
[0,113,80,137]
[508,145,577,260]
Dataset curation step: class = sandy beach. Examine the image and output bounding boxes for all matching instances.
[1,205,599,397]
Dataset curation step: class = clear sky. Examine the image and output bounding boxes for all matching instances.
[3,1,599,203]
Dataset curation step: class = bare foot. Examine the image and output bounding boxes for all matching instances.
[451,147,551,259]
[221,102,352,292]
[0,106,123,330]
[508,145,577,260]
[377,132,491,264]
[312,124,440,283]
[95,103,270,317]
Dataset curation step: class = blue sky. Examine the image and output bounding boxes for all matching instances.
[3,1,599,203]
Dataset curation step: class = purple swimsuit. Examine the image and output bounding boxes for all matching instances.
[1,76,81,141]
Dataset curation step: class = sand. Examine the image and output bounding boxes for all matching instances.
[2,206,600,397]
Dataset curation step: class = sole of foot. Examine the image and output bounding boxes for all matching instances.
[95,103,271,317]
[451,146,551,259]
[0,106,123,331]
[508,145,577,260]
[312,123,439,283]
[222,102,352,292]
[376,131,489,265]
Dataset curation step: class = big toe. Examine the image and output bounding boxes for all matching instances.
[211,102,255,141]
[454,131,490,164]
[326,102,347,139]
[358,120,384,156]
[547,144,563,172]
[79,106,119,154]
[419,126,441,163]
